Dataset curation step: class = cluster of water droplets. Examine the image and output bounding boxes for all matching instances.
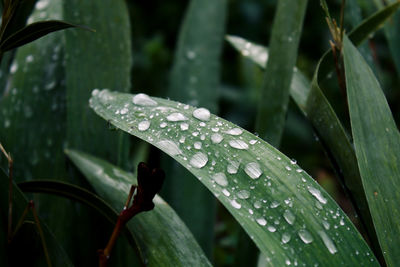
[89,90,378,263]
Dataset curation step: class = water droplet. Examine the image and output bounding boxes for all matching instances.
[138,120,150,131]
[26,55,34,63]
[120,107,129,115]
[194,141,202,149]
[222,189,230,196]
[190,152,208,168]
[282,233,291,244]
[229,140,248,150]
[244,162,262,179]
[283,210,296,225]
[290,159,297,165]
[211,133,223,144]
[298,229,313,244]
[186,50,196,60]
[267,226,276,232]
[322,220,330,230]
[227,161,240,174]
[308,186,327,204]
[256,217,267,226]
[270,201,280,208]
[133,93,157,106]
[318,231,337,254]
[167,112,188,121]
[230,199,241,209]
[212,172,228,186]
[254,201,262,209]
[249,139,257,145]
[225,128,243,136]
[180,123,189,131]
[4,119,11,128]
[160,122,167,128]
[285,166,292,171]
[36,0,49,10]
[237,190,250,199]
[192,108,210,121]
[157,140,181,156]
[10,62,18,74]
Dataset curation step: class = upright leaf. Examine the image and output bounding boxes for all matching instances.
[89,89,378,265]
[255,0,308,147]
[63,0,132,166]
[343,35,400,266]
[163,0,227,255]
[65,149,212,267]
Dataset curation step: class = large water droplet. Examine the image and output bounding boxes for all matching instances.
[283,210,296,225]
[256,217,267,226]
[180,123,189,131]
[133,93,157,106]
[308,186,327,204]
[318,231,337,254]
[298,229,313,244]
[194,141,202,150]
[190,152,208,168]
[157,140,181,156]
[167,112,188,122]
[282,233,291,244]
[138,120,150,131]
[211,133,223,144]
[227,161,240,174]
[225,128,243,136]
[212,172,228,186]
[229,140,249,150]
[237,190,250,199]
[230,199,241,209]
[222,189,230,196]
[192,108,210,121]
[245,162,262,179]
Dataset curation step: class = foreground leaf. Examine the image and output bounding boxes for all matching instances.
[343,35,400,267]
[255,0,308,147]
[89,89,378,265]
[65,149,211,267]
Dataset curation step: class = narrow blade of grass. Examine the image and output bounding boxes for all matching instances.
[343,35,400,266]
[255,0,308,147]
[163,0,227,256]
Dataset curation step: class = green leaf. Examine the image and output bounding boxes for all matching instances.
[343,35,400,267]
[163,0,227,255]
[89,89,378,265]
[255,0,308,147]
[65,149,212,266]
[63,0,132,166]
[0,170,73,266]
[0,20,89,52]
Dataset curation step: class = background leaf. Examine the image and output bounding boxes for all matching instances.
[161,0,227,256]
[255,0,308,147]
[343,35,400,266]
[89,89,378,265]
[66,149,212,267]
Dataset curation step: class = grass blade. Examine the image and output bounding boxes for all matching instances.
[65,149,212,266]
[89,89,378,265]
[63,0,132,166]
[343,35,400,266]
[255,0,308,147]
[163,0,227,255]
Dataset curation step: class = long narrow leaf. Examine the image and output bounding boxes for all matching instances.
[163,0,227,255]
[65,149,212,266]
[255,0,308,147]
[343,35,400,267]
[89,89,378,265]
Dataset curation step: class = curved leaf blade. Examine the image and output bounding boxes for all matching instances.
[89,89,378,265]
[343,35,400,266]
[65,149,211,267]
[0,20,87,52]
